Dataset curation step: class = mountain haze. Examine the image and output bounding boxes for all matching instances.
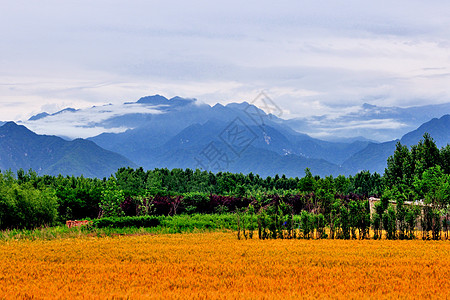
[343,114,450,174]
[0,122,135,178]
[285,102,450,142]
[401,115,450,148]
[4,95,450,178]
[87,96,371,177]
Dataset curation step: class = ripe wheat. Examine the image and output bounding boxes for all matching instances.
[1,232,449,299]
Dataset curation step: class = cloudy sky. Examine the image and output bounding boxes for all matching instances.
[1,0,450,122]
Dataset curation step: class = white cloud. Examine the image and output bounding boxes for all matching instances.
[319,119,407,131]
[19,103,165,139]
[1,0,450,138]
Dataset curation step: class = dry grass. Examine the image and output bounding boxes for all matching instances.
[1,232,449,299]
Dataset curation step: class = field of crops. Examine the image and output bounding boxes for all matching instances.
[1,232,449,299]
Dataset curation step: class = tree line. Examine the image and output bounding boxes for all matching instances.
[0,134,449,239]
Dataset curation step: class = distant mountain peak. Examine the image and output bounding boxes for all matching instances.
[29,112,50,121]
[212,103,225,109]
[226,102,251,109]
[362,103,376,109]
[28,108,77,121]
[136,94,169,105]
[135,94,196,107]
[0,123,135,177]
[54,108,77,114]
[168,96,196,107]
[2,121,19,127]
[0,122,36,142]
[1,121,34,134]
[169,96,195,102]
[225,102,268,116]
[401,114,450,147]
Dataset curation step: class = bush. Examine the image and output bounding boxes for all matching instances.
[0,183,58,230]
[182,192,209,214]
[160,214,231,232]
[92,216,160,229]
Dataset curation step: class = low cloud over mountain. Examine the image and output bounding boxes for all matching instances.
[1,95,449,178]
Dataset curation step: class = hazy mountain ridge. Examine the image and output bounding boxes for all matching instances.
[2,95,450,178]
[87,97,372,176]
[88,98,450,176]
[343,114,450,174]
[285,102,450,142]
[130,120,344,177]
[401,115,450,148]
[29,108,78,121]
[0,122,135,178]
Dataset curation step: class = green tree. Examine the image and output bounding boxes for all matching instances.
[440,145,450,174]
[385,142,411,187]
[298,168,315,192]
[99,177,125,218]
[0,178,58,230]
[414,166,450,207]
[382,205,397,240]
[412,133,440,179]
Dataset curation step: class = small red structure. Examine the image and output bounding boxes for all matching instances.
[66,220,92,228]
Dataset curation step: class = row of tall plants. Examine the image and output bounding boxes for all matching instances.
[235,197,449,240]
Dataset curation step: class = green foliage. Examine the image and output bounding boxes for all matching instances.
[115,167,148,197]
[182,192,209,214]
[441,145,450,174]
[298,168,315,192]
[0,172,58,229]
[405,205,421,239]
[0,214,241,241]
[420,207,442,240]
[312,213,327,239]
[334,175,350,194]
[99,177,125,218]
[1,132,449,239]
[348,200,360,239]
[159,214,237,233]
[385,134,449,189]
[411,133,441,179]
[235,205,258,240]
[255,200,295,239]
[372,201,384,240]
[385,142,411,187]
[338,205,350,240]
[299,210,313,238]
[92,216,160,229]
[53,175,103,221]
[349,171,383,197]
[329,199,341,239]
[414,166,450,206]
[396,195,407,239]
[382,205,397,240]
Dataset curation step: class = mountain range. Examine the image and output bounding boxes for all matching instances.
[342,114,450,174]
[0,122,134,178]
[0,95,449,178]
[286,102,450,142]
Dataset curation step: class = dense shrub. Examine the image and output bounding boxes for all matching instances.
[183,192,209,214]
[0,183,58,230]
[151,195,182,215]
[92,216,160,229]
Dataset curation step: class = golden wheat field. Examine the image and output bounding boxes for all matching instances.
[1,232,449,299]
